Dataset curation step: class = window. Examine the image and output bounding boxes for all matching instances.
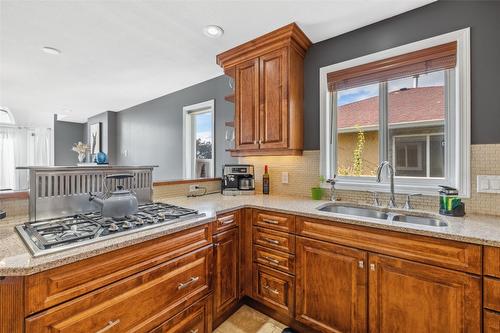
[320,29,470,196]
[183,100,215,179]
[0,108,15,124]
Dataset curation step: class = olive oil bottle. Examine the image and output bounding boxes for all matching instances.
[263,165,270,194]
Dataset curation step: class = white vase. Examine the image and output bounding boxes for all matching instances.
[78,153,85,163]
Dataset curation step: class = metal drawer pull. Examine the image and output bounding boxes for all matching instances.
[370,264,375,271]
[262,218,279,225]
[96,319,120,333]
[190,330,199,333]
[264,285,280,295]
[220,218,234,225]
[177,276,200,290]
[263,237,280,245]
[263,256,280,265]
[358,260,364,269]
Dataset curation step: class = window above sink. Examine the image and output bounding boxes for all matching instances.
[319,28,471,197]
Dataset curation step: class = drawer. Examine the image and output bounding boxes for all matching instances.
[253,245,295,274]
[252,263,294,317]
[485,277,500,312]
[25,224,212,314]
[296,216,481,274]
[485,310,500,333]
[26,246,212,333]
[214,210,240,233]
[150,295,212,333]
[253,226,295,254]
[253,210,295,233]
[485,247,500,278]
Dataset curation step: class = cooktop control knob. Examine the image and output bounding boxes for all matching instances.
[123,221,133,229]
[135,218,144,226]
[108,223,119,232]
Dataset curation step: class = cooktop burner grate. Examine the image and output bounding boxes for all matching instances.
[16,202,204,256]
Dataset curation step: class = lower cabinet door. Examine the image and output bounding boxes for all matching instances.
[25,246,212,333]
[484,310,500,333]
[213,228,240,321]
[295,237,367,333]
[150,295,212,333]
[369,254,481,333]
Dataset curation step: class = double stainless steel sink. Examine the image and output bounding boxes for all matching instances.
[317,203,448,227]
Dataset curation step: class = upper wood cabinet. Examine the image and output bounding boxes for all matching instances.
[217,23,311,156]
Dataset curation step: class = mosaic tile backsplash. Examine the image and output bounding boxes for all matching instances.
[240,144,500,216]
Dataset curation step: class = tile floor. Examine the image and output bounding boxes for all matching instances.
[214,305,287,333]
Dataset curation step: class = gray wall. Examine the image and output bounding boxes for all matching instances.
[87,111,118,164]
[53,116,85,166]
[115,75,236,181]
[303,0,500,149]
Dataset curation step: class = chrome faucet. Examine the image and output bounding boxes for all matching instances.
[376,161,397,208]
[326,175,338,202]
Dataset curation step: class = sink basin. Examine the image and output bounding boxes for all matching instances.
[316,203,448,227]
[317,204,389,220]
[392,214,448,227]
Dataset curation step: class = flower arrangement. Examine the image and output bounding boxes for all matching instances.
[72,141,89,163]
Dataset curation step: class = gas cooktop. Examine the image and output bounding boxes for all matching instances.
[16,203,205,257]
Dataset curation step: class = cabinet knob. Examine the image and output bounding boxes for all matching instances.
[96,319,120,333]
[370,263,376,271]
[358,260,364,269]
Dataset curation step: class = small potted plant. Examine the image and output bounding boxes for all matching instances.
[311,176,325,200]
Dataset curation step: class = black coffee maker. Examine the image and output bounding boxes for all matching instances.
[221,164,255,196]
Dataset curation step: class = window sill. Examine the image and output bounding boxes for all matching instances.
[321,179,451,197]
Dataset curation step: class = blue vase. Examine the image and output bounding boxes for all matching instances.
[95,152,108,164]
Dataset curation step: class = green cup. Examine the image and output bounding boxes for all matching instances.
[311,187,324,200]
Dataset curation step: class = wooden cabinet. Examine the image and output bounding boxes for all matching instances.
[26,246,213,333]
[235,59,260,150]
[213,228,240,321]
[368,254,481,333]
[214,210,240,233]
[150,295,212,333]
[253,264,294,317]
[295,237,367,333]
[217,23,311,156]
[485,310,500,333]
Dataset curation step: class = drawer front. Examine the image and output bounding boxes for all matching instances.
[485,247,500,278]
[253,226,295,254]
[25,224,212,314]
[150,295,212,333]
[485,277,500,312]
[253,245,295,274]
[252,263,294,317]
[296,216,481,274]
[485,310,500,333]
[215,210,240,233]
[253,210,295,233]
[26,246,213,333]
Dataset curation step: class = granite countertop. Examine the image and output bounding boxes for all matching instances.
[1,194,499,276]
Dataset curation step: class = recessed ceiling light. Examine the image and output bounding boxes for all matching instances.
[42,46,61,55]
[203,25,224,39]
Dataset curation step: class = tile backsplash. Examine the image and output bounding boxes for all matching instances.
[240,144,500,216]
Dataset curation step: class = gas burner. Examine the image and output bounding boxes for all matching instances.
[16,203,204,257]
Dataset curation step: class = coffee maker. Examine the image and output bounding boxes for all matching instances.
[222,164,255,195]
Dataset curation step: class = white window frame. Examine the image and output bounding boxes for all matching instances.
[319,28,471,196]
[0,107,16,124]
[182,99,215,179]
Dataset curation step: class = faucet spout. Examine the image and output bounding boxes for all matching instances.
[376,161,397,208]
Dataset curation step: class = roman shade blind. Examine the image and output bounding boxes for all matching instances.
[327,41,457,92]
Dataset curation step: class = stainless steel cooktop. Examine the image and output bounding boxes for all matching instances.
[16,203,204,257]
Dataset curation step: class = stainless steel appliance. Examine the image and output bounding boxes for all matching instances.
[89,174,139,218]
[16,202,205,256]
[222,164,255,195]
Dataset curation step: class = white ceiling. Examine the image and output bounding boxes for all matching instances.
[0,0,435,126]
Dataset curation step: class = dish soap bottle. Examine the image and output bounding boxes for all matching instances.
[263,165,270,195]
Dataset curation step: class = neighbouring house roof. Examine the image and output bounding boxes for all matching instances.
[337,86,444,130]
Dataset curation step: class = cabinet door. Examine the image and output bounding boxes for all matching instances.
[259,48,288,149]
[235,59,260,150]
[295,237,367,333]
[213,228,240,321]
[369,254,481,333]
